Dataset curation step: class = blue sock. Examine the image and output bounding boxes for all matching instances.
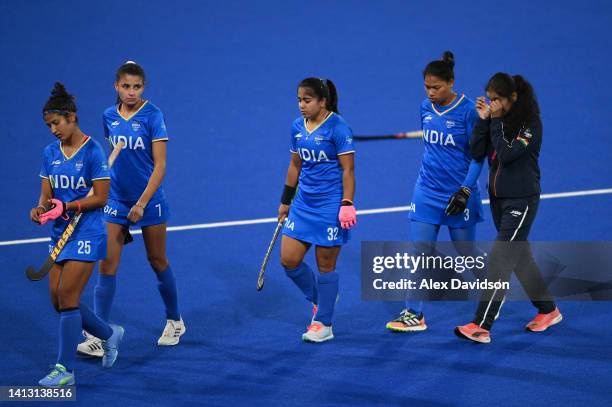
[57,309,81,372]
[404,300,423,316]
[315,271,339,326]
[155,266,180,321]
[284,262,318,304]
[94,274,116,323]
[80,303,112,340]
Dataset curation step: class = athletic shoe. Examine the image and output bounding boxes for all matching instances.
[38,364,74,387]
[386,309,427,332]
[102,324,124,368]
[455,323,491,344]
[77,331,103,358]
[158,318,186,346]
[302,321,334,343]
[526,308,562,332]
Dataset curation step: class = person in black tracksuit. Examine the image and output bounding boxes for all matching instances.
[455,73,562,343]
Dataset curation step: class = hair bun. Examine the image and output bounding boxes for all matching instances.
[51,82,69,98]
[441,51,455,69]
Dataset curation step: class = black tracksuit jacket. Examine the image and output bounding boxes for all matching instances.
[470,117,541,198]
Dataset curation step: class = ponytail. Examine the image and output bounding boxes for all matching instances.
[512,74,540,123]
[324,79,339,113]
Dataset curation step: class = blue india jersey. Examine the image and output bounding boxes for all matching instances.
[290,112,354,198]
[39,137,110,240]
[417,94,479,194]
[102,101,168,202]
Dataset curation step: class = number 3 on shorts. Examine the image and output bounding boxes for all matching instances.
[463,208,470,222]
[327,227,338,241]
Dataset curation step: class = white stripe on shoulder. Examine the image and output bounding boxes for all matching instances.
[39,175,49,179]
[153,138,169,142]
[337,150,355,156]
[91,177,111,181]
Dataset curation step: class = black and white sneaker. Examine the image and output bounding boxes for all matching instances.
[157,318,186,346]
[77,331,104,357]
[385,309,427,332]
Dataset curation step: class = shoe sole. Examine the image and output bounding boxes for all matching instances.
[77,349,103,358]
[526,313,563,332]
[386,323,427,332]
[454,327,491,344]
[39,378,75,388]
[302,333,334,343]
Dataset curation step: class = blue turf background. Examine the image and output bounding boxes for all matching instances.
[0,1,611,406]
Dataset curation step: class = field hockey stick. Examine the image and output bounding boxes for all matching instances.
[353,130,423,141]
[25,141,124,281]
[256,221,284,291]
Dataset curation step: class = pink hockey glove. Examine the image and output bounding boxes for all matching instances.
[39,199,69,225]
[339,203,357,229]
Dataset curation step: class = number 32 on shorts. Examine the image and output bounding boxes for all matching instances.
[327,227,339,241]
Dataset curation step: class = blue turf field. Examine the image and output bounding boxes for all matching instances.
[1,1,611,406]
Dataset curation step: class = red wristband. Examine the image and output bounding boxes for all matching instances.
[75,200,82,213]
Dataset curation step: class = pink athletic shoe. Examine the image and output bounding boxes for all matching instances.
[526,308,562,332]
[455,323,491,344]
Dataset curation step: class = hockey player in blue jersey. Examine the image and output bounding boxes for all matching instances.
[386,52,485,332]
[278,78,356,343]
[78,62,184,356]
[32,83,124,387]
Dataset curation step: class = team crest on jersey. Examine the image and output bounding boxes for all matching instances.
[314,135,324,145]
[75,161,83,171]
[446,120,456,128]
[423,115,433,123]
[111,121,120,127]
[131,121,141,131]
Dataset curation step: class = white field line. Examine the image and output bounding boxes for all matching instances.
[2,187,611,247]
